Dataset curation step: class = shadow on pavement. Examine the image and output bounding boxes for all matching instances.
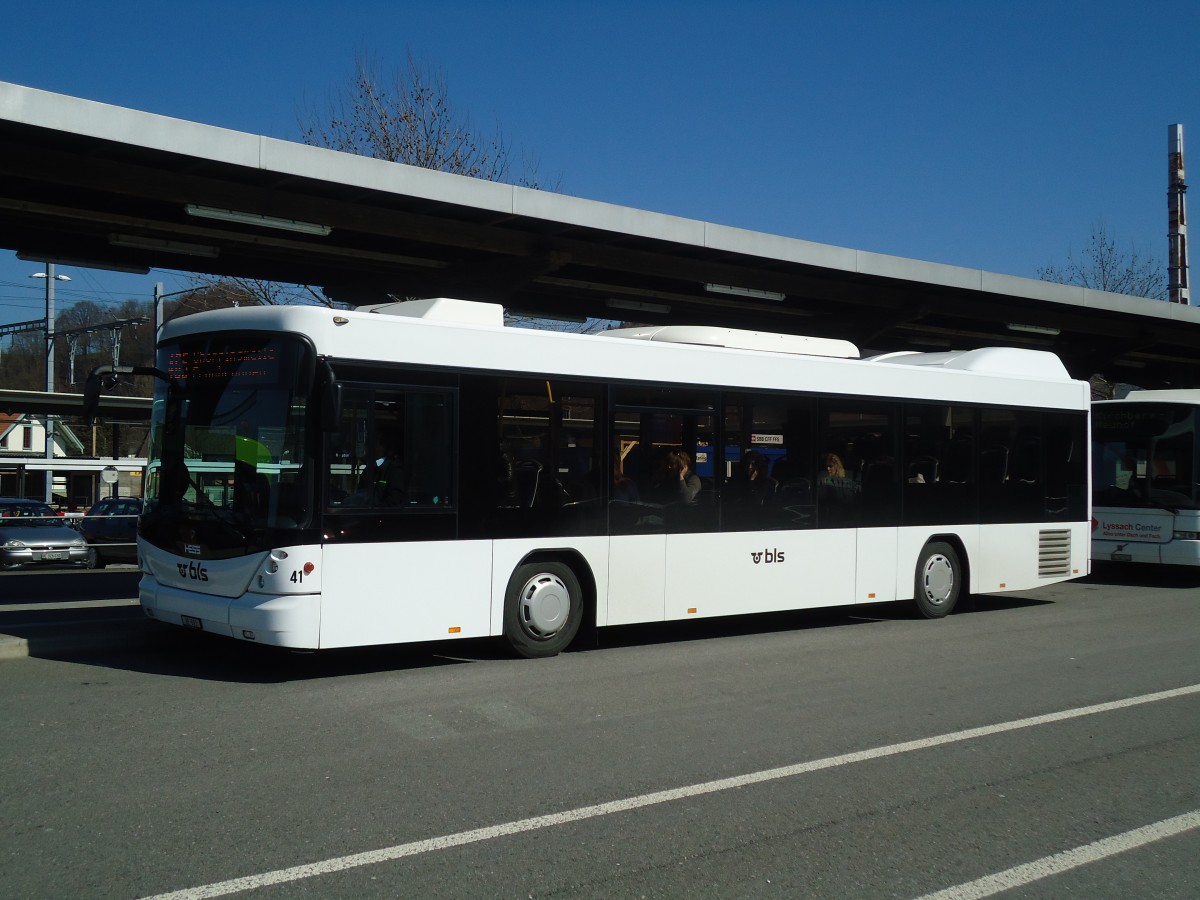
[3,574,1055,683]
[0,568,142,604]
[584,592,1053,652]
[1083,561,1200,589]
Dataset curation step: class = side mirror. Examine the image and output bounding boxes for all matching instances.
[82,370,105,426]
[83,364,179,426]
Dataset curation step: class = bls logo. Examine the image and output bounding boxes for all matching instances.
[750,548,786,564]
[177,561,209,582]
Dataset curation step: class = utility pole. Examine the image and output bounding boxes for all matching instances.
[29,264,70,503]
[1168,124,1190,305]
[44,264,58,504]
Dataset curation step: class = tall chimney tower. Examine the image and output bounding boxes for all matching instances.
[1168,124,1189,304]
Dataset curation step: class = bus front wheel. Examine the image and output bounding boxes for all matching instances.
[913,542,961,618]
[503,561,583,658]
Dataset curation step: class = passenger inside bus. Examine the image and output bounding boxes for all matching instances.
[672,450,702,505]
[817,451,860,526]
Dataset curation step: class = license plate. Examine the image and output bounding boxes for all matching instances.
[181,615,203,630]
[41,551,63,560]
[1111,552,1132,562]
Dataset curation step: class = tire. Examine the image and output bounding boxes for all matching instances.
[83,547,106,570]
[503,561,583,658]
[912,541,961,618]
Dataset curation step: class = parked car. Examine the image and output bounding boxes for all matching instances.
[0,498,88,569]
[78,497,143,569]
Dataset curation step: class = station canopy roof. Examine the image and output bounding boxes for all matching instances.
[1,80,1197,386]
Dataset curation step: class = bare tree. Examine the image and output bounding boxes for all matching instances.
[1038,223,1167,300]
[185,275,341,310]
[200,54,591,327]
[297,52,598,328]
[299,51,555,189]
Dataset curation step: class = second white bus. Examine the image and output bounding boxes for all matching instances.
[1092,390,1200,566]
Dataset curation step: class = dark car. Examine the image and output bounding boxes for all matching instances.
[0,498,88,569]
[78,497,143,569]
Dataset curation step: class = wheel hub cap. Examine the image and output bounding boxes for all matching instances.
[519,573,569,637]
[923,555,954,604]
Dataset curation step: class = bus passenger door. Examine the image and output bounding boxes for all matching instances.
[607,388,718,626]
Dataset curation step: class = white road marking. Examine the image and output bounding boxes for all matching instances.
[917,809,1200,899]
[143,683,1200,900]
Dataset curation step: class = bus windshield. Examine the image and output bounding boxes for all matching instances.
[1093,403,1199,511]
[141,334,315,558]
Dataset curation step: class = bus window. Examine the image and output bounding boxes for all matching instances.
[326,384,456,519]
[462,376,604,538]
[819,400,899,527]
[979,408,1043,523]
[611,386,717,535]
[902,404,977,526]
[722,395,814,531]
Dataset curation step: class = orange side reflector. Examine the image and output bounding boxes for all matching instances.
[687,607,697,614]
[448,626,461,634]
[867,592,876,599]
[998,583,1006,588]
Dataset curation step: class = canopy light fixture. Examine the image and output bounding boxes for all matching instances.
[703,283,786,301]
[109,234,220,258]
[1005,322,1060,336]
[16,251,150,275]
[606,298,671,315]
[184,204,332,236]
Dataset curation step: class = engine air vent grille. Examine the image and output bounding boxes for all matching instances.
[1038,529,1072,578]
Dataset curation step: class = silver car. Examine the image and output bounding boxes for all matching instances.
[0,498,88,569]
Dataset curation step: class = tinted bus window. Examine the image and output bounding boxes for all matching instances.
[611,386,717,535]
[902,404,977,525]
[819,400,899,527]
[722,394,815,531]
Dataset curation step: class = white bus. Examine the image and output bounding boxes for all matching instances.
[1092,390,1200,566]
[125,298,1089,657]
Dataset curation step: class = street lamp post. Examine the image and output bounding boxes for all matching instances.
[29,265,71,504]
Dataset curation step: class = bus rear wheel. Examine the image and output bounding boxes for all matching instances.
[913,541,961,618]
[503,561,583,658]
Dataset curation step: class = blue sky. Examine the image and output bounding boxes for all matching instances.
[1,0,1197,330]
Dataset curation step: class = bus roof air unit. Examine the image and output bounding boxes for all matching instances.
[867,348,1071,380]
[362,298,505,327]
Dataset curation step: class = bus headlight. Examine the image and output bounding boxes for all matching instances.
[1173,531,1200,541]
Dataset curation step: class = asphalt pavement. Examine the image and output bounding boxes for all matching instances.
[1,565,1197,899]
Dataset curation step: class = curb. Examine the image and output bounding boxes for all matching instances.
[0,633,31,661]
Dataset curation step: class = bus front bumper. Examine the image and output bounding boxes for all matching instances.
[140,576,321,649]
